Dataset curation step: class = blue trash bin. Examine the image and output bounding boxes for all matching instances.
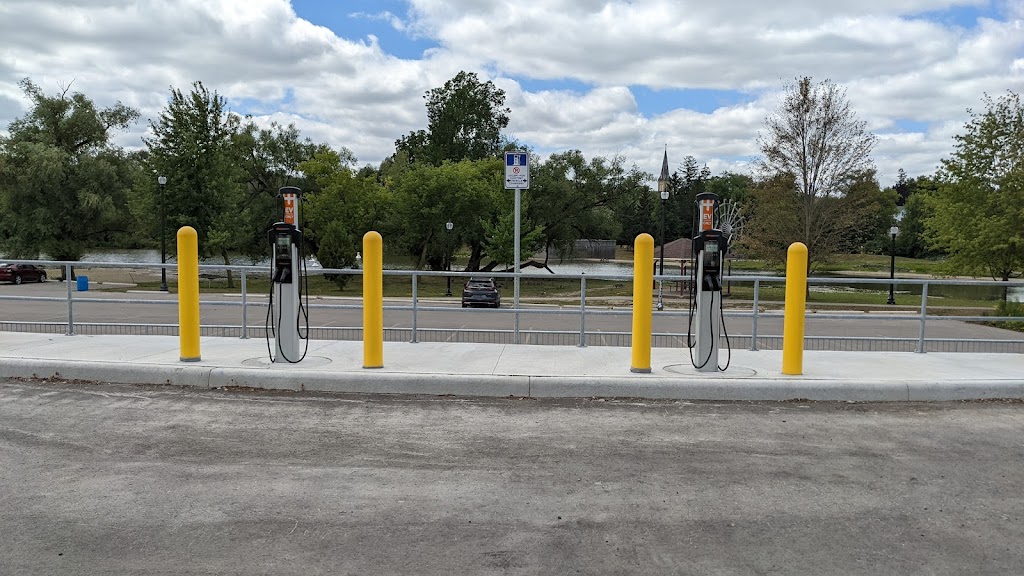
[76,276,89,291]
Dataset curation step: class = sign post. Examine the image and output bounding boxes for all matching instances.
[505,152,530,344]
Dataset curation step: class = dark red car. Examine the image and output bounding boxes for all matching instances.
[0,264,47,284]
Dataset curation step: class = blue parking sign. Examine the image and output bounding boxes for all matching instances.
[504,151,530,189]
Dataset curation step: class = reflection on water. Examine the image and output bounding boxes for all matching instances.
[62,250,1024,303]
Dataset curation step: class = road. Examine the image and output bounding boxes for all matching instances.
[2,281,1022,344]
[1,379,1022,575]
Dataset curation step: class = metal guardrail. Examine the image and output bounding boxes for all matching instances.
[1,259,1023,353]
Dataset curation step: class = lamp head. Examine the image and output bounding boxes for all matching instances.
[158,175,167,186]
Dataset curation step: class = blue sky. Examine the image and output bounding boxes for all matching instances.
[1,0,1022,184]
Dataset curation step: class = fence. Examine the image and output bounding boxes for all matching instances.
[1,259,1023,353]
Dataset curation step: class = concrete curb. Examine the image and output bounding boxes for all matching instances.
[0,358,212,388]
[527,376,912,401]
[3,357,1024,401]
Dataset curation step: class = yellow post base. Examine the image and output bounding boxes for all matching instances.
[630,233,654,373]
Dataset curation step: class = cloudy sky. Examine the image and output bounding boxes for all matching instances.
[1,0,1022,186]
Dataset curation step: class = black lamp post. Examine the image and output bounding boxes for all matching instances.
[158,175,168,292]
[656,148,670,311]
[445,220,454,297]
[887,225,899,305]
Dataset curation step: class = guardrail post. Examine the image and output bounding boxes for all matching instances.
[630,233,654,373]
[579,275,587,347]
[65,264,75,336]
[782,242,808,375]
[916,282,929,353]
[411,273,419,343]
[240,269,249,339]
[177,226,201,362]
[750,278,760,351]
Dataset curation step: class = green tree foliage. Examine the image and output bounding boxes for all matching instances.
[895,175,941,258]
[145,82,243,267]
[388,159,503,270]
[926,91,1024,281]
[299,150,389,287]
[741,171,884,269]
[843,170,898,254]
[705,171,753,205]
[666,157,711,242]
[753,77,877,267]
[0,79,139,265]
[482,199,545,269]
[395,71,510,165]
[232,120,336,262]
[528,151,648,261]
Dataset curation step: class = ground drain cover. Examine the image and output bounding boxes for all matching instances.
[662,364,758,377]
[241,356,332,368]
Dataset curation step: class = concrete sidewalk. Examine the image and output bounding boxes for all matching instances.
[1,331,1022,401]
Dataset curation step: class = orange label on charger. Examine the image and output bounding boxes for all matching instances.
[700,200,714,231]
[283,195,296,225]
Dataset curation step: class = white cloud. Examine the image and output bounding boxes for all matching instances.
[0,0,1021,186]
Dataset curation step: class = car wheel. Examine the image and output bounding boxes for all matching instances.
[462,303,468,308]
[14,275,22,285]
[38,273,46,283]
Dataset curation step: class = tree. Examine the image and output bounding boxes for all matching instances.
[528,151,647,264]
[843,170,898,254]
[388,159,503,271]
[395,71,511,165]
[926,91,1024,281]
[753,76,877,268]
[299,149,390,287]
[145,82,242,273]
[663,156,711,243]
[895,175,941,258]
[894,168,911,206]
[0,78,139,270]
[232,120,335,262]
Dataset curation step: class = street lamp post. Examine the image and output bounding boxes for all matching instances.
[445,220,454,297]
[887,225,899,305]
[656,148,670,311]
[158,175,168,292]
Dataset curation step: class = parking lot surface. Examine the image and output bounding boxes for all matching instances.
[1,379,1022,575]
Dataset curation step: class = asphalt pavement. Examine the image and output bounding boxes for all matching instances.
[1,380,1022,575]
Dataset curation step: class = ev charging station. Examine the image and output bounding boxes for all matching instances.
[688,192,731,372]
[266,186,308,363]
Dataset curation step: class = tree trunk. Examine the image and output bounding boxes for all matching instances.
[466,242,484,272]
[221,249,234,289]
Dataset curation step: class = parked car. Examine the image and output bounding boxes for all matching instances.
[461,277,501,308]
[0,264,47,284]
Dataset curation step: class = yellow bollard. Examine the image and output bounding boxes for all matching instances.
[630,233,654,373]
[363,231,384,369]
[782,242,808,375]
[177,226,201,362]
